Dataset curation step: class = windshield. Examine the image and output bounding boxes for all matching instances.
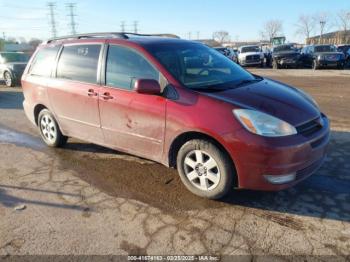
[273,45,295,52]
[146,42,256,90]
[0,53,30,63]
[314,45,336,53]
[240,46,260,53]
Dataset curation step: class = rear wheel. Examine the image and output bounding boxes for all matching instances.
[38,109,67,147]
[4,72,14,87]
[176,139,234,199]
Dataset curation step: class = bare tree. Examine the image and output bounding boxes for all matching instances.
[260,20,283,41]
[28,38,42,49]
[313,12,332,43]
[295,15,315,42]
[212,31,230,44]
[337,10,350,42]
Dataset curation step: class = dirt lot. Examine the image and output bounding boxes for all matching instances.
[0,69,349,260]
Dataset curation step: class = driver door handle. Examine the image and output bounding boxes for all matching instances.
[101,92,114,100]
[87,89,98,96]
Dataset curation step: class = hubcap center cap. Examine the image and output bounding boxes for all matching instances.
[195,164,206,176]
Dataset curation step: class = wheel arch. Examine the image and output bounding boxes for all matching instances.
[168,131,238,187]
[33,104,48,126]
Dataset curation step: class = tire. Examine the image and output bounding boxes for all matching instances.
[272,60,280,69]
[176,139,234,199]
[312,60,319,70]
[38,109,67,147]
[4,71,14,87]
[337,63,344,70]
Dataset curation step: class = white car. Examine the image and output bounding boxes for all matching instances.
[238,45,264,67]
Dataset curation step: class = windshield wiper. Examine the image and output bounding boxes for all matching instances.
[235,77,263,87]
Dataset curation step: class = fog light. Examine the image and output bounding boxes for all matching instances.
[264,173,296,184]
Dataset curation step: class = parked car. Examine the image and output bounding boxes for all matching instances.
[337,44,350,64]
[213,47,238,63]
[0,52,30,87]
[271,44,301,69]
[237,45,264,67]
[22,33,330,199]
[300,45,345,70]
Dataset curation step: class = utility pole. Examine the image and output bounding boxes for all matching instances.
[120,21,126,32]
[133,21,139,34]
[196,31,200,40]
[47,2,57,38]
[188,32,191,40]
[319,20,326,44]
[66,3,77,35]
[2,32,5,40]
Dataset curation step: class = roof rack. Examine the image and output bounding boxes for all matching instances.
[45,32,128,43]
[45,32,180,44]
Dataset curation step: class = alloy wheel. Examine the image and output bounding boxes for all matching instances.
[4,72,12,87]
[183,150,221,191]
[40,114,57,143]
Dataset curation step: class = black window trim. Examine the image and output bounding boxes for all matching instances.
[101,43,165,92]
[27,44,62,78]
[54,42,105,85]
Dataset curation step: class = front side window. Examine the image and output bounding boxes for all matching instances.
[29,46,60,77]
[106,45,159,90]
[57,44,101,84]
[146,42,255,90]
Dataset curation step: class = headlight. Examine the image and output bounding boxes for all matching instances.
[233,109,297,137]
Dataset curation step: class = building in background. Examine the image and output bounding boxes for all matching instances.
[307,30,350,45]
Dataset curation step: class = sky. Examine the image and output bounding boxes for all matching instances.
[0,0,349,43]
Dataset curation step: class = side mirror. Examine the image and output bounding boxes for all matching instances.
[134,79,161,95]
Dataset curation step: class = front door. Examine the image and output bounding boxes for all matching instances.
[99,44,166,161]
[47,43,104,143]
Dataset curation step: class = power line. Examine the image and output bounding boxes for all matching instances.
[66,3,77,35]
[133,21,139,33]
[120,21,126,32]
[47,2,57,38]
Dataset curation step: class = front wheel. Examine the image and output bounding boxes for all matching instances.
[4,72,14,87]
[272,60,280,69]
[176,139,234,199]
[38,109,67,147]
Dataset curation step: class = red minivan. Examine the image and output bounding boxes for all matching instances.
[22,33,330,199]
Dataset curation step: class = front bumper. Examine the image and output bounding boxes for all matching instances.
[222,115,330,191]
[317,59,344,68]
[277,58,300,67]
[239,59,263,66]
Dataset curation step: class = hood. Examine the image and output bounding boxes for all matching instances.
[239,52,261,58]
[273,50,299,57]
[204,79,320,126]
[5,62,28,66]
[314,51,343,56]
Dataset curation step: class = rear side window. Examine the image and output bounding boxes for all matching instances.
[106,45,159,90]
[57,44,101,84]
[29,46,60,77]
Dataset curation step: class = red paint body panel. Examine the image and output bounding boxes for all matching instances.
[21,37,330,191]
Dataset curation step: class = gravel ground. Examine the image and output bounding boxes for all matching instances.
[0,69,349,261]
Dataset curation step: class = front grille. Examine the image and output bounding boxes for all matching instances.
[325,54,338,61]
[296,116,324,136]
[246,55,260,61]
